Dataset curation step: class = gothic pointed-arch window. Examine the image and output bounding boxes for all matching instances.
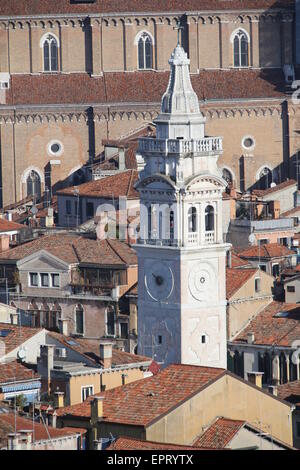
[233,30,249,67]
[205,205,215,232]
[259,167,272,190]
[188,207,197,233]
[43,35,58,72]
[138,33,153,70]
[27,170,41,199]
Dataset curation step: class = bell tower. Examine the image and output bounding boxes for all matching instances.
[135,44,230,369]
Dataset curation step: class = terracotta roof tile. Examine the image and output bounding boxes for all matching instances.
[281,206,300,217]
[47,333,151,367]
[239,243,295,259]
[277,380,300,406]
[0,235,137,266]
[56,364,225,425]
[233,301,300,347]
[194,417,245,449]
[57,170,139,199]
[0,219,26,232]
[0,413,83,447]
[5,69,286,107]
[107,436,216,451]
[230,252,252,268]
[252,179,297,197]
[0,323,42,355]
[226,268,258,298]
[0,361,40,385]
[0,0,293,15]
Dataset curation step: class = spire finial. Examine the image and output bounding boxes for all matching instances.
[173,19,184,46]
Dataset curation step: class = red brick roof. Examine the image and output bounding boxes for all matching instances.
[0,361,39,385]
[0,219,25,233]
[281,206,300,217]
[0,323,42,355]
[194,417,245,449]
[252,179,297,198]
[230,252,252,269]
[48,333,151,367]
[239,243,295,259]
[107,436,214,451]
[57,364,225,425]
[0,235,137,266]
[57,170,139,199]
[233,301,300,347]
[0,0,293,15]
[226,268,258,299]
[5,69,286,107]
[277,380,300,406]
[0,413,83,447]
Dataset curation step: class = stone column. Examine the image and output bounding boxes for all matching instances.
[91,19,102,76]
[219,18,230,68]
[285,353,290,383]
[272,354,280,385]
[30,24,41,73]
[124,20,135,71]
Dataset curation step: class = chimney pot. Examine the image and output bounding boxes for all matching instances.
[54,391,65,409]
[247,332,255,344]
[268,385,278,396]
[91,396,104,423]
[247,371,263,388]
[99,342,113,369]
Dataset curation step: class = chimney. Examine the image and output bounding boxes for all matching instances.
[226,250,232,268]
[118,148,125,170]
[0,234,10,253]
[58,319,68,336]
[19,430,33,450]
[247,332,255,345]
[54,391,65,409]
[247,371,263,388]
[99,342,113,369]
[269,200,280,219]
[268,385,278,396]
[7,433,21,450]
[37,345,54,394]
[90,396,104,424]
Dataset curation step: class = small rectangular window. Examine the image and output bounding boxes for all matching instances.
[158,335,162,344]
[51,273,60,288]
[287,285,295,293]
[81,386,93,402]
[30,272,38,287]
[41,273,49,287]
[120,322,128,339]
[255,278,261,293]
[201,335,206,344]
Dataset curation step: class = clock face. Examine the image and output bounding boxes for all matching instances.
[145,261,174,302]
[189,262,216,302]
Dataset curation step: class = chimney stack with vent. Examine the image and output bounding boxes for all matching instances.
[38,345,54,394]
[247,332,255,345]
[90,396,104,423]
[247,371,263,388]
[99,342,113,369]
[0,235,10,253]
[268,385,278,396]
[54,391,65,409]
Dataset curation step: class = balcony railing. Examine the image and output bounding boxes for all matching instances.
[70,284,113,297]
[138,137,223,155]
[205,231,215,244]
[187,231,216,245]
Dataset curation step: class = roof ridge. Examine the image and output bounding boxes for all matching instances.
[105,238,128,265]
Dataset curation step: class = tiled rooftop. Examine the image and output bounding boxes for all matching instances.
[0,361,40,385]
[107,436,214,451]
[230,252,252,269]
[277,380,300,407]
[0,0,293,15]
[233,301,300,347]
[0,323,42,355]
[0,412,83,448]
[238,243,295,259]
[0,235,137,266]
[194,417,245,449]
[252,179,297,198]
[0,219,25,233]
[57,364,225,425]
[226,268,258,299]
[5,69,286,107]
[48,333,151,368]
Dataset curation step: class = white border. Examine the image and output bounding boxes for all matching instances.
[47,140,64,157]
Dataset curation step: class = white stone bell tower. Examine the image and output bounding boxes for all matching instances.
[135,43,230,369]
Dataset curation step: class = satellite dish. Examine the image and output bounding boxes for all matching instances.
[17,348,26,361]
[30,206,38,216]
[249,233,256,244]
[270,182,277,188]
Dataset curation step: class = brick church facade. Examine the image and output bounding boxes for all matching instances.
[0,0,299,207]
